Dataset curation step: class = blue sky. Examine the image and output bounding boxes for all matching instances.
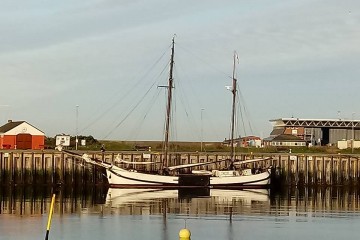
[0,0,359,142]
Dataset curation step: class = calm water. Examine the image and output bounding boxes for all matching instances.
[1,186,360,240]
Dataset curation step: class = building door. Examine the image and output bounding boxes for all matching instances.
[17,134,32,149]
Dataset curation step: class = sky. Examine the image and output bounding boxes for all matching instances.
[0,0,359,142]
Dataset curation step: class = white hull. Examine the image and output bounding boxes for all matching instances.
[105,165,271,189]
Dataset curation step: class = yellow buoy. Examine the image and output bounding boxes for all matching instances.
[179,228,191,240]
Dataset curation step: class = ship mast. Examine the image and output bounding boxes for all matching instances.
[163,36,175,169]
[230,52,237,166]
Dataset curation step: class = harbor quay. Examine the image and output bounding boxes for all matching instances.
[1,150,360,186]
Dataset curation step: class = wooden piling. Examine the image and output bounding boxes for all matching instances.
[0,152,3,183]
[10,153,14,184]
[20,152,24,184]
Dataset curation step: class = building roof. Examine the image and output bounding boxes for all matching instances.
[270,118,360,129]
[0,121,25,133]
[262,136,275,142]
[264,134,305,142]
[241,135,261,140]
[270,128,284,136]
[0,120,44,134]
[223,136,261,144]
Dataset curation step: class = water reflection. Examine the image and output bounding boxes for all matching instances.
[271,187,360,218]
[0,185,107,216]
[105,188,270,216]
[1,186,360,217]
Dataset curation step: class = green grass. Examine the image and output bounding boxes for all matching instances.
[46,136,360,154]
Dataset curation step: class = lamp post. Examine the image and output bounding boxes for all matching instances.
[352,112,355,154]
[201,108,205,152]
[76,105,79,150]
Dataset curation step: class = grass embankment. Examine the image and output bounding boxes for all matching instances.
[78,140,360,154]
[45,135,360,154]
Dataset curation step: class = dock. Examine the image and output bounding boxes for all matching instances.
[0,150,360,186]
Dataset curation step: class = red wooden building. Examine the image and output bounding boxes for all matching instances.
[0,120,45,150]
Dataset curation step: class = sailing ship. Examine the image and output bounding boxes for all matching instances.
[58,37,272,188]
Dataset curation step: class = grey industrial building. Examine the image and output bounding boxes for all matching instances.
[269,118,360,146]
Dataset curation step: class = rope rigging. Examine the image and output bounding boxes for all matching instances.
[102,51,173,139]
[79,45,172,135]
[172,65,200,142]
[229,79,257,149]
[76,38,259,146]
[127,87,163,140]
[177,43,230,78]
[103,76,162,139]
[237,86,256,135]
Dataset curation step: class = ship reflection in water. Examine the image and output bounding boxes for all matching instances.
[2,186,360,216]
[105,188,270,216]
[0,186,270,216]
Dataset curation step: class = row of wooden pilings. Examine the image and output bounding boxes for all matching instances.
[1,150,360,186]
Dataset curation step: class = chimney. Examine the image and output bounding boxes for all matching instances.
[8,120,12,123]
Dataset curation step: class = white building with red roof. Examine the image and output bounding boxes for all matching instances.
[0,120,45,150]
